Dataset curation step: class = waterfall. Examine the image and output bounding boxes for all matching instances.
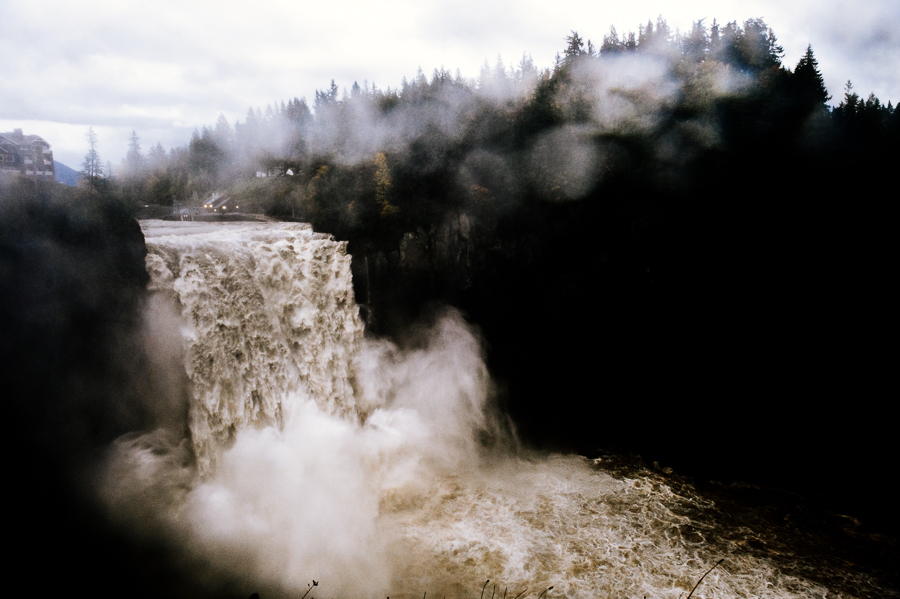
[142,221,364,473]
[107,220,852,599]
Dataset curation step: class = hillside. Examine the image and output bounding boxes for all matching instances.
[54,161,79,186]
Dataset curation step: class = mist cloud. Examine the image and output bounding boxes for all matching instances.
[100,306,504,597]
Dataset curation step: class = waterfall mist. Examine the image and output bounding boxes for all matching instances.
[102,221,508,598]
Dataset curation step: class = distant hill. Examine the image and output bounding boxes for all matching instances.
[55,162,79,186]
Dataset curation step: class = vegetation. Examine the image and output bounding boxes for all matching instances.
[103,17,895,249]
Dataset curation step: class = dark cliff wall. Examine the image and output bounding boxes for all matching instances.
[351,184,895,536]
[1,182,151,447]
[0,180,203,598]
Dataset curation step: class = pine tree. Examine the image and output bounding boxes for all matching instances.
[214,114,233,151]
[564,31,585,64]
[793,45,830,110]
[148,142,167,170]
[80,127,103,193]
[682,19,709,62]
[624,31,638,52]
[638,20,654,48]
[516,53,537,87]
[838,80,860,119]
[709,19,721,56]
[735,19,781,72]
[124,130,144,177]
[600,26,623,55]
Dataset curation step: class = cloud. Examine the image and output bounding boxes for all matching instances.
[2,0,897,165]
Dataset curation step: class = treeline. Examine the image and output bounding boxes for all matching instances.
[109,16,897,241]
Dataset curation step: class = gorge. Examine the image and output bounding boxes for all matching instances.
[1,192,895,598]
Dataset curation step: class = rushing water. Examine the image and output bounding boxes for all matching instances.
[101,221,891,599]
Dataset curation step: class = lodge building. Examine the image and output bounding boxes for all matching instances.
[0,129,55,178]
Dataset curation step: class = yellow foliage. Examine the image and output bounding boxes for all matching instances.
[374,152,398,217]
[306,165,329,207]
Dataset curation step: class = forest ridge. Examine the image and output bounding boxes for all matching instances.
[99,17,894,217]
[88,17,893,249]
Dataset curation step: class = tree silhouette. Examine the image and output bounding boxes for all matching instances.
[125,130,143,175]
[793,45,830,110]
[564,31,586,64]
[80,127,103,193]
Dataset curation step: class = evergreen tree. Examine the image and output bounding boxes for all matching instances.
[148,142,167,170]
[837,80,860,119]
[493,55,507,81]
[516,53,538,87]
[600,26,623,55]
[638,20,654,48]
[314,80,340,112]
[214,114,233,151]
[122,131,144,177]
[80,127,103,193]
[655,16,672,45]
[792,45,830,110]
[733,19,782,72]
[564,31,586,64]
[478,60,492,89]
[125,130,143,172]
[709,19,721,56]
[681,19,709,62]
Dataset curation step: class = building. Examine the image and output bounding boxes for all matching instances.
[202,192,240,213]
[0,129,55,179]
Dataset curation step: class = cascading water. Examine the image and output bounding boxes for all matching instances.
[105,220,862,599]
[142,221,364,473]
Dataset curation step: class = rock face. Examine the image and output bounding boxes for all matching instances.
[0,184,193,599]
[349,196,899,539]
[1,188,153,451]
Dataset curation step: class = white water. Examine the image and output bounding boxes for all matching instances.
[103,221,840,599]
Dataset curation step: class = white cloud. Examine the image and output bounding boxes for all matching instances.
[2,0,897,164]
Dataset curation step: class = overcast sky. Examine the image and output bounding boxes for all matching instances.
[2,0,898,168]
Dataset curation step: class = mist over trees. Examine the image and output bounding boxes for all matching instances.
[109,16,895,233]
